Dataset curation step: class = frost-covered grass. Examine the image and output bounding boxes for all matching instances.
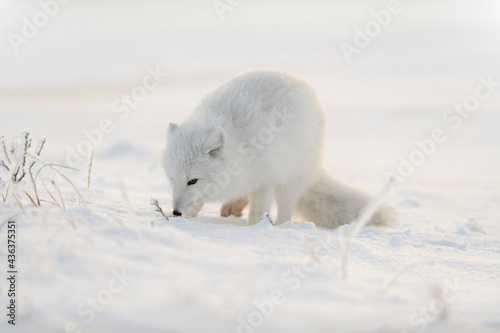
[0,132,84,210]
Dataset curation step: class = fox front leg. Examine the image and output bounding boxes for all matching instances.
[247,186,273,225]
[189,202,204,218]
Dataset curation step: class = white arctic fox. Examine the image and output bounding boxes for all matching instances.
[163,70,394,228]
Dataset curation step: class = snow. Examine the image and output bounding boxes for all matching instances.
[1,1,500,332]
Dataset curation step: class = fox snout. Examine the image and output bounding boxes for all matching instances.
[171,199,204,219]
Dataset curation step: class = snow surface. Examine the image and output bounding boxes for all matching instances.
[1,1,500,332]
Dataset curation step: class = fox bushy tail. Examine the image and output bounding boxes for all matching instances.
[295,168,396,229]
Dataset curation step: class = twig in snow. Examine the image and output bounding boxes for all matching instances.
[341,177,398,280]
[34,137,46,156]
[0,160,9,172]
[150,198,168,220]
[264,212,274,226]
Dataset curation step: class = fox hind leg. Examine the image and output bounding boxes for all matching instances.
[220,197,249,217]
[275,173,312,225]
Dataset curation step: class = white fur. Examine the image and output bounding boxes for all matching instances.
[163,70,394,228]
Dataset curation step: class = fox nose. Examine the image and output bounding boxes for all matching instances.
[172,210,182,216]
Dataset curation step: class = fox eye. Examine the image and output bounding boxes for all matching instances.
[187,179,198,186]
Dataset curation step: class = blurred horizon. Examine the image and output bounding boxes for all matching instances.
[1,0,499,183]
[1,0,499,113]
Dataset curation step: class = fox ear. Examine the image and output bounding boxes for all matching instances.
[203,127,226,158]
[167,123,179,139]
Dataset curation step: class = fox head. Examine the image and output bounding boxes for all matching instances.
[163,122,227,218]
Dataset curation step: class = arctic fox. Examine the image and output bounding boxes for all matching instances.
[163,70,394,228]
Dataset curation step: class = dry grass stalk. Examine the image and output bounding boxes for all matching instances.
[11,193,25,213]
[386,260,435,288]
[23,190,37,207]
[51,180,66,210]
[30,155,85,206]
[0,134,12,165]
[341,177,398,280]
[42,182,60,208]
[87,150,94,188]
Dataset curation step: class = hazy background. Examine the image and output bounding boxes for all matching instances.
[1,0,499,186]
